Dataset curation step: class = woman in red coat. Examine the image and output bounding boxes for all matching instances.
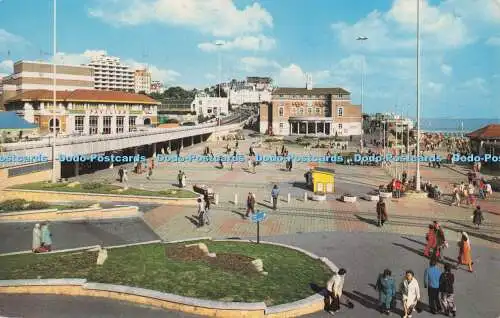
[424,224,437,258]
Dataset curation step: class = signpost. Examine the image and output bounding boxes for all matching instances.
[251,211,267,244]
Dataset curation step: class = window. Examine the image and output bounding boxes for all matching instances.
[116,116,124,133]
[338,123,343,129]
[279,107,284,117]
[299,108,304,115]
[307,108,312,114]
[75,116,84,133]
[279,123,284,129]
[315,108,320,114]
[103,116,112,134]
[48,118,60,133]
[207,108,212,114]
[291,107,296,114]
[89,116,98,135]
[337,107,344,117]
[199,100,202,105]
[129,116,137,132]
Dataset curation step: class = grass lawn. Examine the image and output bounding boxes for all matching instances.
[0,241,333,305]
[10,182,199,199]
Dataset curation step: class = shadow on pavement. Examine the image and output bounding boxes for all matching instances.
[230,210,246,219]
[401,236,426,246]
[185,216,200,227]
[354,214,378,227]
[444,225,500,244]
[392,242,426,258]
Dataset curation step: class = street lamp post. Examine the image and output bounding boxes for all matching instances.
[356,36,368,152]
[415,0,422,192]
[215,41,224,97]
[51,0,57,183]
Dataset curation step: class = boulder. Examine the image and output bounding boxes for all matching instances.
[185,243,216,258]
[96,248,108,265]
[67,181,80,188]
[251,259,268,275]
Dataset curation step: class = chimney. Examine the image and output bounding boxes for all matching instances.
[306,73,313,90]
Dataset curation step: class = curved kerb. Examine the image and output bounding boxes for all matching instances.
[0,238,339,318]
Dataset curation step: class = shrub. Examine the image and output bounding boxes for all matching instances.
[81,182,103,190]
[165,118,179,124]
[0,199,28,211]
[27,201,50,210]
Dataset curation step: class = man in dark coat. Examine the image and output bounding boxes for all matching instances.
[376,198,388,227]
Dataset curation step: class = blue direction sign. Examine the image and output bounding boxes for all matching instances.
[251,211,267,223]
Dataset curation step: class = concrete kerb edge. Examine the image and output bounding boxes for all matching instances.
[2,188,199,201]
[106,240,162,249]
[0,213,143,224]
[0,237,336,317]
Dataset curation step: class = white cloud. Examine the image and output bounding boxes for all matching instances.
[89,0,273,37]
[0,29,26,45]
[427,81,443,94]
[0,59,14,73]
[53,50,108,65]
[332,0,472,53]
[462,77,489,94]
[198,35,276,52]
[239,57,280,72]
[486,36,500,45]
[124,60,181,84]
[204,73,216,80]
[440,64,452,76]
[275,64,330,87]
[52,50,180,84]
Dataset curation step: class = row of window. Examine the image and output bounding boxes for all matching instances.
[277,94,347,99]
[278,123,346,130]
[278,107,343,117]
[74,116,136,134]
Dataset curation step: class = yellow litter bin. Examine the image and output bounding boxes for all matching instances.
[312,167,335,193]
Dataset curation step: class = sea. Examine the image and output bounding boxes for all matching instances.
[417,118,499,134]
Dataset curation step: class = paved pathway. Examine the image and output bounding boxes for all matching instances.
[1,232,498,318]
[0,218,159,253]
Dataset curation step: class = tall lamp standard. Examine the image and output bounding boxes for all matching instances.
[51,0,57,183]
[356,36,368,152]
[215,41,224,97]
[415,0,422,192]
[215,41,224,126]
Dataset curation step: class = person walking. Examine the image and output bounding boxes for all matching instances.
[40,222,53,252]
[245,192,256,218]
[434,221,447,260]
[146,167,153,180]
[472,206,484,229]
[181,171,186,188]
[325,268,347,315]
[457,232,473,272]
[118,167,124,183]
[122,168,128,187]
[376,198,388,227]
[400,270,420,318]
[203,191,211,226]
[439,263,457,317]
[197,198,205,227]
[375,269,396,315]
[424,224,437,258]
[32,223,41,253]
[424,258,442,314]
[271,185,280,210]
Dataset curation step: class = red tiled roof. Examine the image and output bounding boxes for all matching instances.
[6,89,160,105]
[466,124,500,139]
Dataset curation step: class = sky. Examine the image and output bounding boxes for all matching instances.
[0,0,499,118]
